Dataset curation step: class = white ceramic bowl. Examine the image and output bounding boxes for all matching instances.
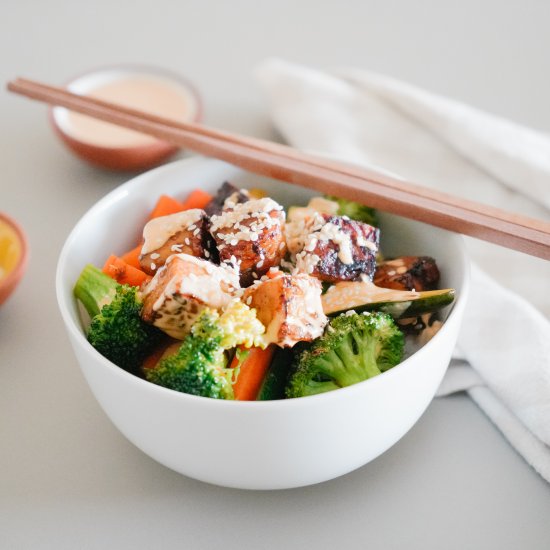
[56,156,469,490]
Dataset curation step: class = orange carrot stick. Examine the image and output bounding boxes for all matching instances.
[180,189,213,210]
[120,244,143,270]
[148,194,186,219]
[231,345,276,401]
[102,254,150,287]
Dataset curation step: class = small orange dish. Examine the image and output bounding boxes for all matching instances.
[0,212,29,307]
[50,65,202,172]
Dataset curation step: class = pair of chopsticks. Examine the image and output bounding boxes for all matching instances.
[7,77,550,260]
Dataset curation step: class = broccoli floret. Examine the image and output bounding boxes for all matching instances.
[145,300,266,399]
[286,311,404,398]
[146,309,233,398]
[325,195,378,227]
[216,299,267,350]
[74,264,163,372]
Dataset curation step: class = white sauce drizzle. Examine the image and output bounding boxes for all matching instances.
[141,209,203,254]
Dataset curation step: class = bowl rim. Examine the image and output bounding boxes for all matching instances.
[49,63,203,153]
[0,211,29,300]
[56,156,470,410]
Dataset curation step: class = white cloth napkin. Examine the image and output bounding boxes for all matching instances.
[256,58,550,481]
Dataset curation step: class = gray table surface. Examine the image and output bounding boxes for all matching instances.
[1,1,549,548]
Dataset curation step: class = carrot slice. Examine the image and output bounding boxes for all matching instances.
[102,254,150,287]
[148,194,186,220]
[231,345,277,401]
[120,244,143,270]
[180,189,213,210]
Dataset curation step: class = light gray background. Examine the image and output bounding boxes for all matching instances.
[1,1,549,549]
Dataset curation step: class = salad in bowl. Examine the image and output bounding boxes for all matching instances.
[73,173,455,402]
[57,157,468,489]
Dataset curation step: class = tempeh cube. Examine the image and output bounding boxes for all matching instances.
[139,209,212,275]
[242,271,327,347]
[286,212,379,283]
[374,256,440,291]
[141,253,240,339]
[209,197,287,287]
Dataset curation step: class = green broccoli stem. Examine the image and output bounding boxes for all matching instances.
[326,331,381,386]
[351,331,383,380]
[74,264,118,318]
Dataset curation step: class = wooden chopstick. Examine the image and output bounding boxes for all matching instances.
[7,77,550,260]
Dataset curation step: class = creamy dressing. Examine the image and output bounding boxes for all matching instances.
[319,222,354,264]
[321,280,419,313]
[141,209,203,254]
[210,197,284,245]
[64,75,194,147]
[287,213,355,272]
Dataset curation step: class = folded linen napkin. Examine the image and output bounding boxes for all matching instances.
[256,58,550,481]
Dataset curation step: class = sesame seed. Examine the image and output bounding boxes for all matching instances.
[204,250,210,258]
[252,272,258,279]
[193,228,200,236]
[246,296,252,305]
[188,224,197,231]
[184,238,191,246]
[256,260,264,269]
[150,253,160,260]
[150,262,157,270]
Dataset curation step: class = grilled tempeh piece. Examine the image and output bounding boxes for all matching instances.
[243,271,327,347]
[141,253,240,339]
[286,212,379,283]
[204,181,251,216]
[374,256,440,291]
[139,209,212,276]
[209,197,287,287]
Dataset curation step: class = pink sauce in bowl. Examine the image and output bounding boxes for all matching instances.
[50,66,202,171]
